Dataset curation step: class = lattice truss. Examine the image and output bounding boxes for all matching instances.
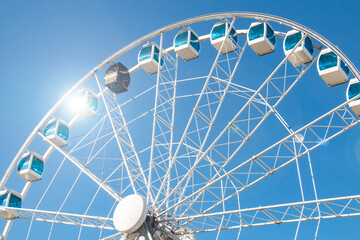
[5,194,360,235]
[38,85,149,201]
[165,195,360,233]
[155,38,324,219]
[150,30,250,214]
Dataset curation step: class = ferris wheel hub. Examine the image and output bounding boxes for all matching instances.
[113,194,148,233]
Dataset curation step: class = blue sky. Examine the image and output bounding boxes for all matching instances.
[1,0,360,239]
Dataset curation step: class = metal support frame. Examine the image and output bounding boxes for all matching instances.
[4,207,115,230]
[1,11,360,240]
[38,132,122,201]
[148,33,165,204]
[148,52,179,210]
[95,73,140,195]
[110,91,151,199]
[4,194,359,236]
[154,17,240,213]
[159,95,360,219]
[158,34,315,217]
[164,195,360,233]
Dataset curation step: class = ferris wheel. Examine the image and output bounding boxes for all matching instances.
[1,11,360,239]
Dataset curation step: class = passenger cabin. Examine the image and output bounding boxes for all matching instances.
[210,21,237,54]
[174,28,200,61]
[247,22,276,56]
[0,189,22,219]
[138,43,164,75]
[347,78,360,116]
[73,88,98,118]
[17,152,44,182]
[317,48,349,87]
[104,62,130,94]
[44,118,69,147]
[283,30,314,66]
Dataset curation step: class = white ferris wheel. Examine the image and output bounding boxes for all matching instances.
[1,12,360,239]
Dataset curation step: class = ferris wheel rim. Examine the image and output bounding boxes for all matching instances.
[2,11,360,239]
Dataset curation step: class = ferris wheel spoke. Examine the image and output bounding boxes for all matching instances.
[158,35,316,217]
[4,207,115,231]
[271,106,320,239]
[155,18,252,212]
[148,33,164,203]
[38,131,122,201]
[147,33,179,206]
[165,56,177,210]
[108,90,151,200]
[159,96,360,218]
[110,95,151,199]
[64,113,138,198]
[100,232,123,240]
[169,143,241,218]
[95,73,152,198]
[164,195,360,233]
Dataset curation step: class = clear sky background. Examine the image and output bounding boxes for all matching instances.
[1,0,360,239]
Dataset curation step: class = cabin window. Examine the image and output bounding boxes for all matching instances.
[0,193,8,207]
[319,52,338,70]
[229,27,237,43]
[190,32,200,52]
[57,124,69,141]
[44,121,57,137]
[340,61,350,76]
[31,157,44,175]
[348,82,360,100]
[211,23,226,40]
[304,37,314,55]
[285,32,302,51]
[175,31,188,47]
[139,46,152,62]
[18,156,31,171]
[248,23,264,41]
[266,25,276,45]
[87,94,98,112]
[8,194,21,209]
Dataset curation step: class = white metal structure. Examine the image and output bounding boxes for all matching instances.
[1,12,360,240]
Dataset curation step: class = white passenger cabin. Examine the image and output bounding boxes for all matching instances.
[247,21,276,56]
[317,48,349,87]
[283,30,314,66]
[347,78,360,116]
[72,88,98,118]
[17,152,44,182]
[138,43,164,75]
[210,21,237,54]
[0,189,22,220]
[174,28,200,61]
[44,118,69,147]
